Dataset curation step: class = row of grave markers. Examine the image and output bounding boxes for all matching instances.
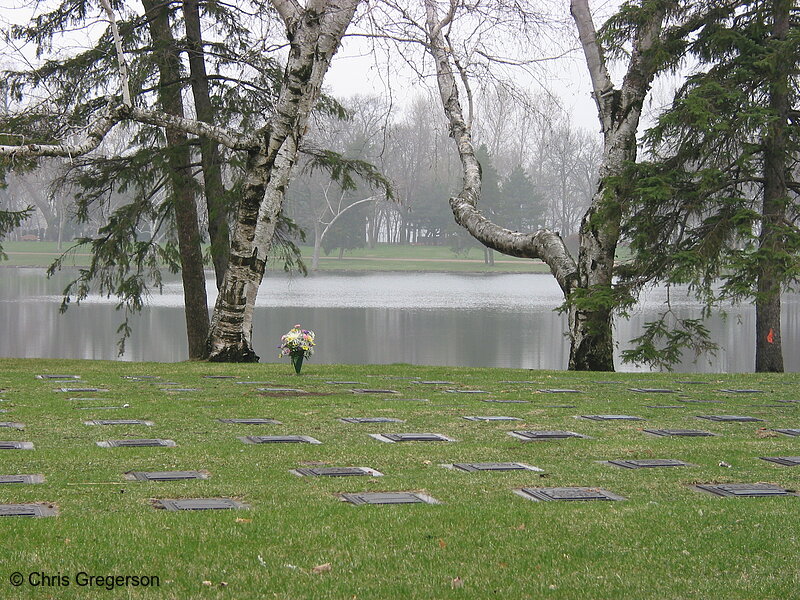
[2,375,796,515]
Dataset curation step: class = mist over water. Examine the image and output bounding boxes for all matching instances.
[2,268,798,372]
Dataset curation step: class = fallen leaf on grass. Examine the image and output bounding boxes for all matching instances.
[451,577,464,589]
[235,517,252,523]
[438,539,447,549]
[312,563,332,575]
[756,428,778,438]
[515,524,526,531]
[202,580,213,586]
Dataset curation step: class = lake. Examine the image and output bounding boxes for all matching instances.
[1,268,798,372]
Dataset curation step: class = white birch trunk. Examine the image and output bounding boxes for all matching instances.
[425,0,668,370]
[207,0,361,361]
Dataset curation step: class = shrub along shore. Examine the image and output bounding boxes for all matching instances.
[0,357,798,599]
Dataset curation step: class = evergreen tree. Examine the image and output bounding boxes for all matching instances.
[619,0,800,372]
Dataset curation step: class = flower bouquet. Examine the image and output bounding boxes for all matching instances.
[279,324,315,374]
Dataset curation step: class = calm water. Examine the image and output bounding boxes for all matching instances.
[2,268,799,372]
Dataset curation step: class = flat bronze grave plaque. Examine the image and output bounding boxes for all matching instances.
[59,387,107,393]
[693,483,796,497]
[235,381,275,385]
[759,456,800,467]
[156,498,248,511]
[291,467,382,477]
[239,435,321,444]
[97,439,176,448]
[643,429,715,437]
[37,374,80,380]
[256,388,306,393]
[0,503,57,517]
[773,429,800,437]
[629,388,676,393]
[696,415,764,423]
[84,419,153,426]
[463,416,522,422]
[340,492,439,505]
[0,441,34,450]
[382,398,429,402]
[0,474,45,484]
[352,389,399,394]
[515,487,625,502]
[607,459,689,469]
[0,422,25,430]
[646,405,685,409]
[718,389,765,394]
[203,375,236,379]
[371,433,455,443]
[580,415,644,421]
[482,399,529,404]
[160,388,200,392]
[450,462,543,473]
[325,381,364,385]
[217,418,282,425]
[508,430,589,441]
[546,405,577,408]
[412,381,454,385]
[127,471,208,481]
[539,389,582,394]
[340,417,405,424]
[445,389,488,394]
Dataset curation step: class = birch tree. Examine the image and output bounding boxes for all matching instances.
[423,0,673,370]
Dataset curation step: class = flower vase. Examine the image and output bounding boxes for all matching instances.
[290,351,305,374]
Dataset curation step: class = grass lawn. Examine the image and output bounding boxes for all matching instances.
[1,358,799,598]
[2,241,552,273]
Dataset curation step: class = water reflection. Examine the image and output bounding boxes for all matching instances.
[1,268,797,372]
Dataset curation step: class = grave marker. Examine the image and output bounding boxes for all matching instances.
[0,503,57,517]
[539,389,582,394]
[482,399,529,404]
[0,441,34,450]
[759,456,800,467]
[693,483,797,497]
[772,429,800,437]
[155,498,248,511]
[508,430,589,441]
[448,462,543,473]
[291,467,383,477]
[514,487,625,501]
[629,388,676,393]
[370,433,456,443]
[696,415,764,423]
[643,429,715,437]
[239,435,321,444]
[126,471,209,481]
[96,439,176,448]
[0,474,45,484]
[606,459,690,469]
[37,374,80,380]
[351,389,399,394]
[340,492,440,505]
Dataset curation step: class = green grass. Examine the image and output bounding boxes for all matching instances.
[1,358,799,598]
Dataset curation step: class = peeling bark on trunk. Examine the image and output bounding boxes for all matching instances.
[755,0,790,373]
[425,0,666,371]
[184,0,230,288]
[207,0,360,362]
[143,0,210,360]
